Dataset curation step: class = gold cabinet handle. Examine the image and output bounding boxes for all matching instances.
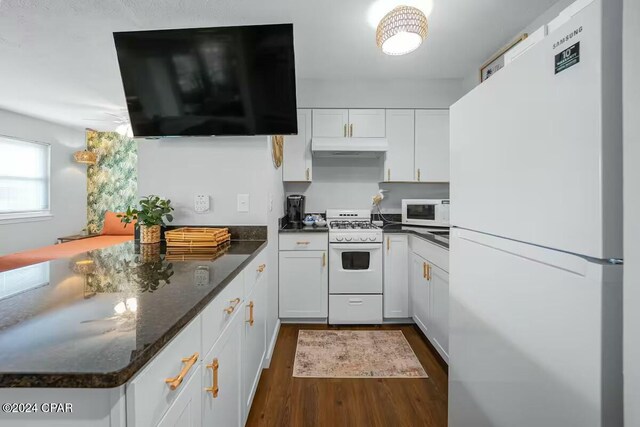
[205,358,219,398]
[247,301,255,326]
[387,237,390,252]
[417,168,421,181]
[387,168,391,181]
[165,352,199,391]
[257,263,266,273]
[427,264,432,280]
[423,262,427,279]
[350,123,353,137]
[296,241,310,245]
[224,297,241,314]
[306,168,310,181]
[343,124,347,137]
[322,252,326,267]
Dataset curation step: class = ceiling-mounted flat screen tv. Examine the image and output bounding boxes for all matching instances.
[113,24,298,137]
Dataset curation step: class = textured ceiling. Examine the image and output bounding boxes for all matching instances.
[0,0,558,129]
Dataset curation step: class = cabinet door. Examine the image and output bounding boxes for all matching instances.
[202,310,243,427]
[383,234,409,318]
[279,250,328,318]
[283,109,312,182]
[411,253,430,336]
[312,109,348,137]
[242,277,266,422]
[415,109,450,182]
[157,365,202,427]
[384,110,415,182]
[430,263,449,361]
[349,109,386,137]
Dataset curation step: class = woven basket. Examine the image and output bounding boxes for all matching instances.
[140,225,161,244]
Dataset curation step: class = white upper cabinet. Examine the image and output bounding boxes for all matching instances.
[415,109,450,182]
[283,109,312,181]
[384,109,415,182]
[312,109,349,137]
[348,109,386,138]
[312,109,385,138]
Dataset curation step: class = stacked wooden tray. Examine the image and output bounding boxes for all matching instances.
[165,241,231,261]
[165,227,231,248]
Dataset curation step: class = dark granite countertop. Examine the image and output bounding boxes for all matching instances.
[279,223,329,233]
[0,239,266,388]
[382,224,450,250]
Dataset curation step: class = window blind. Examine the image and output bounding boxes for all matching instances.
[0,136,50,215]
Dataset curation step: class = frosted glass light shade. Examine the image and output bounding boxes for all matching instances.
[376,5,428,56]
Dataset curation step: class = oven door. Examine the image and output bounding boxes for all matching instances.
[329,243,383,294]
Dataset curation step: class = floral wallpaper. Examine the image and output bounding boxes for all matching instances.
[86,130,137,234]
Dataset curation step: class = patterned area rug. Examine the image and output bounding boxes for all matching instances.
[293,330,428,378]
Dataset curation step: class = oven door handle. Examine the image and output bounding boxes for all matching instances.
[330,243,382,251]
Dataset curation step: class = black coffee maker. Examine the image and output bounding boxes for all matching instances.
[286,195,306,226]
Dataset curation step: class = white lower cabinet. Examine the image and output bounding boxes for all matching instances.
[409,235,450,363]
[411,252,431,335]
[383,234,409,318]
[242,275,266,423]
[279,233,328,319]
[158,365,202,427]
[202,309,243,427]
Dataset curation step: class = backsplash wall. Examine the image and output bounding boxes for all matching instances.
[284,157,449,214]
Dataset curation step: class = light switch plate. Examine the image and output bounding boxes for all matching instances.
[237,194,249,213]
[195,195,210,213]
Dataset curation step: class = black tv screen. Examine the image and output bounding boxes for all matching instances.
[113,24,298,137]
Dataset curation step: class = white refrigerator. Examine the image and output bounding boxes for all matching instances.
[448,0,623,426]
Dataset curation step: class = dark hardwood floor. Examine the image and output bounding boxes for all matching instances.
[247,324,448,427]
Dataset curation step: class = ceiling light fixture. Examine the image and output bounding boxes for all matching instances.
[376,5,428,56]
[73,150,97,165]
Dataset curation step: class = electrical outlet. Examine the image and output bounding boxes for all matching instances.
[195,195,210,213]
[194,266,210,286]
[237,194,249,213]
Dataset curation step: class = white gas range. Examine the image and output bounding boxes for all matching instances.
[326,209,383,324]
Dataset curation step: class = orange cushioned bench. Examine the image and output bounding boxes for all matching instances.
[0,211,136,272]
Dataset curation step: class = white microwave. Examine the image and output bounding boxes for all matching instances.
[401,199,450,227]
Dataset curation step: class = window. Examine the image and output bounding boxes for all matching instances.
[0,135,51,220]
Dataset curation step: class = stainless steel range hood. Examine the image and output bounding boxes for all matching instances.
[312,137,388,158]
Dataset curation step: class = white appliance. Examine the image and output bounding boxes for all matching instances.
[449,1,623,426]
[326,209,383,324]
[312,137,388,158]
[401,199,450,227]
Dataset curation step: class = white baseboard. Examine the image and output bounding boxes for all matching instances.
[264,318,281,368]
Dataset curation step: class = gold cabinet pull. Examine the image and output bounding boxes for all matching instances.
[305,168,310,181]
[165,352,199,391]
[427,264,432,280]
[224,297,241,314]
[350,123,354,137]
[417,168,421,181]
[247,301,255,326]
[296,241,310,245]
[343,124,347,137]
[387,168,391,181]
[205,358,219,398]
[322,252,326,267]
[257,263,266,273]
[423,262,427,279]
[387,237,390,252]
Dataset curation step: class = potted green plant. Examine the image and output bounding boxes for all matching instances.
[119,195,174,244]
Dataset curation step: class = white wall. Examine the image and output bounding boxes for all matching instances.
[0,109,86,256]
[285,157,449,213]
[137,137,269,225]
[297,78,465,109]
[461,0,576,93]
[264,141,284,363]
[623,0,640,423]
